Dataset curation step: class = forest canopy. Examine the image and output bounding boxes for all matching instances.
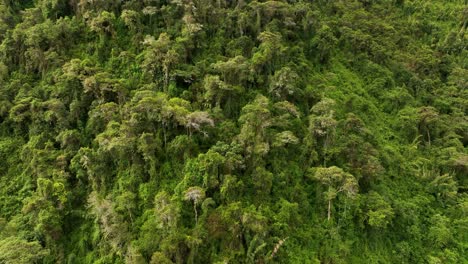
[0,0,466,263]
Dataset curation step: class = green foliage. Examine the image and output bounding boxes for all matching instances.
[364,191,394,228]
[0,0,466,263]
[0,237,49,264]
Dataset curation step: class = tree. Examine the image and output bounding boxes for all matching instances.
[272,130,299,148]
[87,192,130,255]
[185,111,214,137]
[0,4,13,40]
[184,147,226,190]
[184,186,206,225]
[364,191,394,228]
[313,166,358,221]
[427,173,458,204]
[0,0,466,262]
[203,75,229,108]
[203,75,243,110]
[237,95,272,163]
[87,102,120,135]
[37,0,66,19]
[417,106,439,146]
[142,5,157,29]
[87,11,116,56]
[311,24,337,63]
[154,191,179,229]
[0,237,49,264]
[141,33,181,92]
[309,98,337,166]
[74,0,118,15]
[252,166,273,197]
[130,91,192,145]
[150,251,174,264]
[252,31,285,76]
[212,56,251,85]
[268,67,301,100]
[121,9,141,34]
[428,214,452,248]
[337,113,383,186]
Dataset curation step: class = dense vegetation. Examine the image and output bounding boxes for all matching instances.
[0,0,466,263]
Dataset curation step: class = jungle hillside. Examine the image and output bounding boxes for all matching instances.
[0,0,467,263]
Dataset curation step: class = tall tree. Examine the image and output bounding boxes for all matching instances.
[313,166,358,221]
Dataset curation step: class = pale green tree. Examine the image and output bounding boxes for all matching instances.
[313,166,358,221]
[184,186,206,225]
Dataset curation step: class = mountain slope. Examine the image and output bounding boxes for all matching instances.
[0,0,466,263]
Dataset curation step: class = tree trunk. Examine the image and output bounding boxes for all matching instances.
[323,134,328,167]
[328,199,331,221]
[164,66,169,93]
[193,203,198,225]
[426,128,431,146]
[161,122,167,149]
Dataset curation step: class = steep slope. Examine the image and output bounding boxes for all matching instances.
[0,0,466,263]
